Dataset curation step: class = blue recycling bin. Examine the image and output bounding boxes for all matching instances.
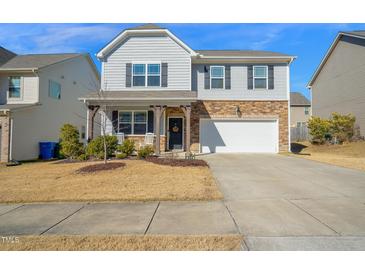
[39,142,58,160]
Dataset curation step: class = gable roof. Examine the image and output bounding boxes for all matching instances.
[0,53,81,70]
[307,30,365,87]
[290,92,310,106]
[0,46,17,66]
[97,24,197,59]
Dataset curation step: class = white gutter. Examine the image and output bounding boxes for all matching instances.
[78,97,197,101]
[197,55,296,60]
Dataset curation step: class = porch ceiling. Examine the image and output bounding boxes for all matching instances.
[79,90,197,106]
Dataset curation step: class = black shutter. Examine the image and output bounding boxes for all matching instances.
[126,63,132,87]
[147,110,154,133]
[204,65,210,89]
[225,65,231,89]
[112,111,119,133]
[161,63,168,87]
[268,65,274,89]
[247,65,253,90]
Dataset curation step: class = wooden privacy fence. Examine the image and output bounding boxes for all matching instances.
[290,126,309,142]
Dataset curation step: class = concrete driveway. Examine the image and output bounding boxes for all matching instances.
[203,153,365,250]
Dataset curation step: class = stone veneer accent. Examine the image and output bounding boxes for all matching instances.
[190,100,289,152]
[125,135,167,152]
[0,113,10,162]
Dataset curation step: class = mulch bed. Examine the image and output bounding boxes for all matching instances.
[145,157,208,167]
[75,162,126,174]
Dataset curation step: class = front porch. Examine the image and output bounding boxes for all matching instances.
[81,91,197,155]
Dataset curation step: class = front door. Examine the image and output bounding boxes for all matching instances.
[168,117,183,150]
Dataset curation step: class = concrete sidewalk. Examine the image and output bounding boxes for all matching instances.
[0,201,238,236]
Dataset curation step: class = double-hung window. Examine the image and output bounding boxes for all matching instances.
[132,63,161,87]
[304,106,309,115]
[253,66,268,89]
[210,66,224,89]
[8,76,21,98]
[118,111,147,135]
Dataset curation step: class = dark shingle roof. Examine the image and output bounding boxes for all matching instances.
[0,53,81,70]
[342,30,365,38]
[0,47,16,66]
[290,92,311,106]
[126,24,165,31]
[196,50,293,57]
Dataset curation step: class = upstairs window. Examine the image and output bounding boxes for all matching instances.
[253,66,268,89]
[8,76,21,98]
[210,66,224,89]
[132,63,161,87]
[132,64,146,86]
[49,80,61,99]
[147,64,160,86]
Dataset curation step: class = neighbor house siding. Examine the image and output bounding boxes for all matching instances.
[290,106,311,127]
[10,56,100,160]
[192,63,288,100]
[102,35,191,91]
[311,36,365,136]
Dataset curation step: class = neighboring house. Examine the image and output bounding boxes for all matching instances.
[0,48,100,162]
[290,92,311,127]
[81,24,295,154]
[308,30,365,137]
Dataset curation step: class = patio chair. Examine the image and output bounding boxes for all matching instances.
[143,132,155,146]
[116,133,125,145]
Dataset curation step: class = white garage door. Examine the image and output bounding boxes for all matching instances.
[200,119,278,153]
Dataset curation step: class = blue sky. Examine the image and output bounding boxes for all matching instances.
[1,23,365,99]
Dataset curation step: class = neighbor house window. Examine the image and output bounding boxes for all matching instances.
[304,106,309,115]
[210,66,224,89]
[8,76,21,98]
[132,63,161,87]
[49,80,61,99]
[253,66,268,89]
[118,111,147,135]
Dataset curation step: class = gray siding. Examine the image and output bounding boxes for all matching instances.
[311,36,365,136]
[102,35,191,91]
[290,106,311,127]
[192,63,288,100]
[0,74,39,104]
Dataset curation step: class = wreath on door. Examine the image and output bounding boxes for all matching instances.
[172,125,179,133]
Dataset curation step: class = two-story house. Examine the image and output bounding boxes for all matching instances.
[290,92,311,127]
[0,48,100,162]
[81,24,295,154]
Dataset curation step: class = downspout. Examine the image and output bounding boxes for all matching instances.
[9,117,13,162]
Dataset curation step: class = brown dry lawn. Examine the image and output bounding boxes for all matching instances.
[0,235,242,251]
[285,141,365,171]
[0,160,222,203]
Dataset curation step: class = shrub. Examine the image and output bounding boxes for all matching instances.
[86,135,118,159]
[77,154,88,161]
[137,145,154,159]
[116,152,127,159]
[117,139,135,156]
[329,112,356,143]
[307,116,331,144]
[59,124,84,159]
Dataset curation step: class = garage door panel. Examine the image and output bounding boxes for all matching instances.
[200,119,278,153]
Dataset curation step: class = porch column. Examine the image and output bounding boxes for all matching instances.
[181,105,191,153]
[152,105,166,156]
[87,105,100,142]
[0,111,10,163]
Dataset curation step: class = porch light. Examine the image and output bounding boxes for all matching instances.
[235,106,241,117]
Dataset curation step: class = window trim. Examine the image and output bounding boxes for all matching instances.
[7,76,22,100]
[132,62,161,87]
[210,65,225,90]
[253,65,268,90]
[118,110,148,135]
[48,79,61,100]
